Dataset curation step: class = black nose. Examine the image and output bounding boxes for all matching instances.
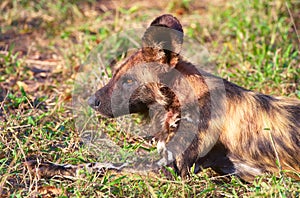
[88,95,101,108]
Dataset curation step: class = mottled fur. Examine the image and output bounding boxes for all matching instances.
[26,14,300,181]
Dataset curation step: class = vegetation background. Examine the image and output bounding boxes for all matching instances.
[0,0,299,197]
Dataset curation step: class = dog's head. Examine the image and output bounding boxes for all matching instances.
[88,14,185,118]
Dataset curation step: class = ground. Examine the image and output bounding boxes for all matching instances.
[0,0,299,197]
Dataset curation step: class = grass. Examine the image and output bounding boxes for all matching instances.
[0,0,299,197]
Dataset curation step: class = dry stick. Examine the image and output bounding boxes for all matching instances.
[27,158,42,197]
[24,95,34,109]
[123,32,140,48]
[209,173,235,181]
[6,124,31,130]
[0,51,9,56]
[97,52,110,82]
[267,128,287,195]
[24,59,60,66]
[286,2,300,50]
[267,130,282,171]
[0,90,9,117]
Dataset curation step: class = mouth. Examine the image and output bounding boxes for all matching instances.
[97,113,114,119]
[89,106,114,119]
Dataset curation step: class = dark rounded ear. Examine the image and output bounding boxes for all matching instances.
[142,14,184,55]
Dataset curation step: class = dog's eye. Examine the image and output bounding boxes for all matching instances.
[125,79,133,84]
[122,77,135,87]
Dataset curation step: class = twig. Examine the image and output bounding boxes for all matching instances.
[6,124,31,130]
[0,90,9,116]
[0,51,9,56]
[24,59,61,66]
[286,2,300,50]
[209,173,235,180]
[267,128,287,194]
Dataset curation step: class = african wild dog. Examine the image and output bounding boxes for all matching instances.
[26,14,300,181]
